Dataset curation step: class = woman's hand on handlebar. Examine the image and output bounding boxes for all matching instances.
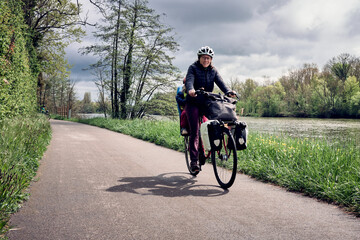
[188,89,196,97]
[189,88,205,97]
[227,90,239,99]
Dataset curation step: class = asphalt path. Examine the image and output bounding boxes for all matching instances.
[7,120,360,240]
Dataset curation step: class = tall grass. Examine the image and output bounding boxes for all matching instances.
[0,115,51,234]
[239,132,360,214]
[72,117,360,215]
[74,117,184,151]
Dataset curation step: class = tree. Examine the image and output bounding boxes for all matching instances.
[80,92,94,113]
[90,61,109,117]
[325,53,355,82]
[145,91,178,116]
[84,0,180,119]
[279,64,319,116]
[21,0,85,109]
[344,76,360,116]
[45,74,76,115]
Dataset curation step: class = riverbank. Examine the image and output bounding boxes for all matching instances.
[69,117,360,216]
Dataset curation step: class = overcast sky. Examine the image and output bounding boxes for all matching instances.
[66,0,360,101]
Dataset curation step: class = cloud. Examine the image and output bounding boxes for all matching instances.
[67,0,360,101]
[74,81,98,101]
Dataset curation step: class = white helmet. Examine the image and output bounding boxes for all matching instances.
[197,46,214,58]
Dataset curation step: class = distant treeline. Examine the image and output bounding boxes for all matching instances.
[231,54,360,118]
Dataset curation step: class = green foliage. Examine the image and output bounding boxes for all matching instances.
[78,92,95,113]
[0,115,51,234]
[145,91,178,116]
[0,0,37,119]
[235,57,360,118]
[72,117,184,151]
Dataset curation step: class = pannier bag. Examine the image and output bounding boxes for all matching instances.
[200,120,222,151]
[205,93,237,121]
[233,121,248,150]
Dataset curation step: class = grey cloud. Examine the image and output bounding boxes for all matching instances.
[68,0,360,98]
[148,0,295,57]
[347,7,360,36]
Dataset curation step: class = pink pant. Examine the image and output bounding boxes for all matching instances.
[184,104,208,163]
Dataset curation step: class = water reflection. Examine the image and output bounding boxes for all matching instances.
[241,117,360,142]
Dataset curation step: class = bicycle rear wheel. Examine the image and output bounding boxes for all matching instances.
[211,127,237,189]
[184,135,199,176]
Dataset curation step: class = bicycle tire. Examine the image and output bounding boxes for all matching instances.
[184,135,199,176]
[211,127,237,189]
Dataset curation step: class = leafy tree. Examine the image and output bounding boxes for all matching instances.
[91,61,109,117]
[21,0,85,110]
[145,91,178,116]
[279,64,319,116]
[84,0,180,119]
[80,92,94,113]
[344,76,360,116]
[325,53,355,82]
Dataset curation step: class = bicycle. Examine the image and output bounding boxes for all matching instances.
[183,90,239,189]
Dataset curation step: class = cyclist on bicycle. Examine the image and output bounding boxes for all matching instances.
[185,46,236,173]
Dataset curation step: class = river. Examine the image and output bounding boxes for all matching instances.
[240,117,360,143]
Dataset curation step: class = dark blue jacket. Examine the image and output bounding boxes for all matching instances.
[185,61,230,96]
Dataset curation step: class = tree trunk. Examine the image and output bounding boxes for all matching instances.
[120,1,138,119]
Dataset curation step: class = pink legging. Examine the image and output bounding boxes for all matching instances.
[185,103,208,163]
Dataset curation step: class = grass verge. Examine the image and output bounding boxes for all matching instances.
[0,115,52,236]
[70,117,359,215]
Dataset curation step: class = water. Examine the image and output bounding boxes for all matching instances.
[240,117,360,143]
[77,113,106,119]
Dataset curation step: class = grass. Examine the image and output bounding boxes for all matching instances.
[70,117,360,215]
[239,132,360,214]
[0,115,51,235]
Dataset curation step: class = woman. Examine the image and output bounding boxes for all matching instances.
[185,46,235,172]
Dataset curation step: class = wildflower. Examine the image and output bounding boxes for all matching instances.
[3,78,9,84]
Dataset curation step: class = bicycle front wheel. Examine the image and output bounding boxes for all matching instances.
[184,135,199,176]
[211,127,237,189]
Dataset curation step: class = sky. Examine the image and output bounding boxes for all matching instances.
[66,0,360,101]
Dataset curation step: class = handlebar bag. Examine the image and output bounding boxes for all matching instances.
[205,93,237,121]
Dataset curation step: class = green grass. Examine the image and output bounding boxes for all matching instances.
[0,115,51,235]
[71,117,360,215]
[72,117,185,152]
[239,133,360,214]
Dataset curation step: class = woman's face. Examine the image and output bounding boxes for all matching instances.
[199,55,212,68]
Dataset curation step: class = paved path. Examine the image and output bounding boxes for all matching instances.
[7,120,360,240]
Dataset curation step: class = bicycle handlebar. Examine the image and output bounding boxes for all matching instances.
[195,89,240,99]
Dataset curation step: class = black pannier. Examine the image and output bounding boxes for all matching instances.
[233,121,247,150]
[207,120,223,151]
[205,93,237,121]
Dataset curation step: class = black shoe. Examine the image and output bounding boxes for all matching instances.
[191,164,200,172]
[181,128,189,136]
[191,162,200,172]
[199,153,206,165]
